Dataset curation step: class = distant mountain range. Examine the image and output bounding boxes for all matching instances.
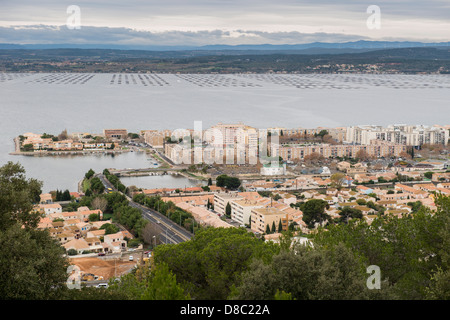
[1,40,450,54]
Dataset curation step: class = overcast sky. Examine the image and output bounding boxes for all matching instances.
[1,0,449,45]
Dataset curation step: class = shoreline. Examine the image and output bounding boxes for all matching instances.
[9,149,130,156]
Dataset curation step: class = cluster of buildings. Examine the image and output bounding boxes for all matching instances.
[141,123,448,167]
[272,139,407,161]
[35,194,131,255]
[142,175,450,239]
[19,131,121,152]
[345,124,449,146]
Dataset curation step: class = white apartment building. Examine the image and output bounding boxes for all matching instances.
[346,125,449,146]
[213,192,244,216]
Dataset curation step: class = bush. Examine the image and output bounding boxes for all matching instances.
[67,249,78,256]
[128,238,141,248]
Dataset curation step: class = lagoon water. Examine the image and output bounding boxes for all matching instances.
[1,73,449,192]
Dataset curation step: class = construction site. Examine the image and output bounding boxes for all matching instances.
[69,256,138,281]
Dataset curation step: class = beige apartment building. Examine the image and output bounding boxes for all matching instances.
[214,192,261,216]
[144,131,165,148]
[250,207,289,234]
[213,192,245,216]
[103,129,128,140]
[272,140,406,161]
[230,198,271,226]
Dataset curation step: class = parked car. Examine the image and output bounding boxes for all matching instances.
[129,255,134,261]
[96,283,108,289]
[98,252,105,256]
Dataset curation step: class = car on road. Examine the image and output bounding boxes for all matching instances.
[96,283,108,289]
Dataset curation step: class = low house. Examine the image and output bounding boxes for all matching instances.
[39,193,53,204]
[37,203,62,215]
[103,232,127,253]
[63,238,91,255]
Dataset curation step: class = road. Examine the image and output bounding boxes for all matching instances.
[96,173,193,245]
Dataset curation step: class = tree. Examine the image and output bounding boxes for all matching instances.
[108,262,189,300]
[85,168,95,180]
[62,189,71,201]
[92,196,108,213]
[58,129,68,141]
[90,177,105,194]
[88,213,99,222]
[233,243,374,300]
[278,219,283,233]
[216,175,241,190]
[22,143,34,152]
[100,223,119,235]
[355,149,371,161]
[338,206,363,224]
[153,227,278,300]
[271,221,276,233]
[330,173,346,191]
[0,162,43,230]
[301,199,330,229]
[0,162,69,299]
[424,172,434,179]
[225,202,232,218]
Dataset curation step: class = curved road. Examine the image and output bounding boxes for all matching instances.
[96,173,193,245]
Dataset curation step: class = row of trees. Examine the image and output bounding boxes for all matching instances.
[54,189,71,202]
[132,193,198,234]
[103,169,127,193]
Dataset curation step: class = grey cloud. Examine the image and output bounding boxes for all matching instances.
[0,25,369,46]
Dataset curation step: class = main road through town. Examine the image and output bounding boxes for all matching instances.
[96,174,193,245]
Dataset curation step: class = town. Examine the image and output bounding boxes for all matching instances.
[23,122,449,287]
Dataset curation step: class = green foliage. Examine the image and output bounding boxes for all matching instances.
[103,171,126,193]
[108,262,189,300]
[100,223,120,235]
[67,249,78,256]
[55,189,71,201]
[233,243,375,300]
[85,169,95,180]
[225,202,231,218]
[113,205,148,239]
[153,227,279,300]
[88,213,99,222]
[0,162,43,230]
[89,177,105,194]
[215,175,241,190]
[21,143,34,152]
[301,199,331,229]
[0,162,69,299]
[337,206,363,224]
[424,171,434,179]
[313,195,450,300]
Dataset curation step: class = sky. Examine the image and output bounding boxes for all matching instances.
[1,0,449,46]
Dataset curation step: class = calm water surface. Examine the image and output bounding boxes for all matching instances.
[1,73,449,192]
